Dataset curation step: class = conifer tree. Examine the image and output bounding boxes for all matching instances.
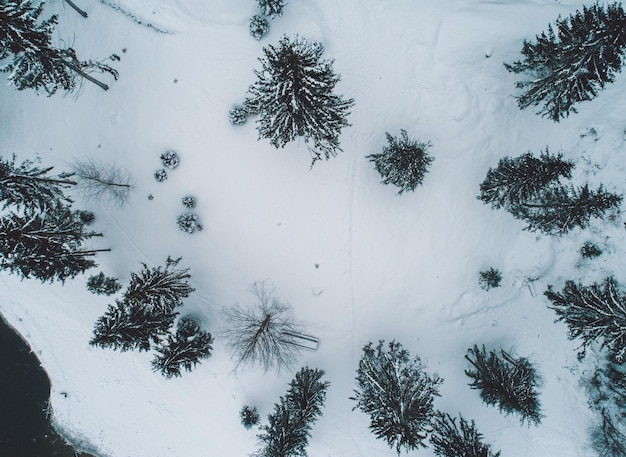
[478,150,573,209]
[123,257,195,313]
[0,204,109,282]
[351,340,443,454]
[465,345,542,425]
[151,316,213,378]
[505,3,626,121]
[257,0,285,19]
[366,130,434,194]
[241,405,261,429]
[0,0,118,94]
[545,277,626,362]
[285,367,330,425]
[86,272,122,296]
[430,413,501,457]
[245,35,354,165]
[90,300,177,352]
[0,154,76,209]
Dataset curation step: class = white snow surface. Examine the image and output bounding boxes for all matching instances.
[1,0,626,456]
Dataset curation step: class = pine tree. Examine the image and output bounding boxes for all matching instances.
[351,340,443,454]
[151,316,213,378]
[465,345,542,425]
[0,154,76,210]
[0,204,109,282]
[515,184,622,235]
[90,300,177,352]
[257,0,285,19]
[366,130,434,194]
[285,367,330,425]
[0,0,118,94]
[241,405,261,429]
[545,277,626,362]
[478,150,573,209]
[245,35,354,165]
[86,272,122,295]
[123,257,195,313]
[430,413,501,457]
[504,3,626,121]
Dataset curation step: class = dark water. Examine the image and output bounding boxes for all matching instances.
[0,313,96,457]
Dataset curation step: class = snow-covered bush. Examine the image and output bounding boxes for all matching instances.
[430,413,501,457]
[465,345,542,425]
[154,169,167,182]
[249,14,270,41]
[479,268,502,291]
[86,272,122,296]
[181,195,196,209]
[177,212,200,233]
[229,104,250,125]
[257,0,285,19]
[240,405,260,429]
[366,130,434,194]
[160,150,179,169]
[351,340,443,454]
[581,241,602,259]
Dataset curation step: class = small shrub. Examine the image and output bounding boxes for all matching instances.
[366,130,434,194]
[249,14,270,41]
[257,0,285,19]
[240,405,260,429]
[86,272,122,296]
[74,210,95,225]
[181,195,196,208]
[229,104,250,125]
[479,268,502,291]
[154,169,168,182]
[177,212,200,233]
[160,150,180,169]
[581,241,603,259]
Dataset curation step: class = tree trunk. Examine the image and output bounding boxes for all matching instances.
[64,0,88,18]
[64,62,109,91]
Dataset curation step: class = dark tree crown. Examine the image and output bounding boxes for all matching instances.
[430,413,501,457]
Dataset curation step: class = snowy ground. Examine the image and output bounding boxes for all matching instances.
[1,0,626,456]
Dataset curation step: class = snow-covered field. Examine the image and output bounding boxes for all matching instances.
[2,0,626,456]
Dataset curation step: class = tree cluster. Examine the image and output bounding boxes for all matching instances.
[505,3,626,121]
[478,149,622,235]
[256,366,330,457]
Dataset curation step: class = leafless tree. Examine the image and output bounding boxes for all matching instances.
[223,283,303,372]
[72,157,135,206]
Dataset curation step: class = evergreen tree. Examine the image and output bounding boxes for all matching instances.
[366,130,434,194]
[504,3,626,121]
[465,345,542,425]
[151,316,213,378]
[245,35,354,165]
[430,413,501,457]
[123,257,195,313]
[0,0,118,94]
[241,405,261,429]
[257,0,285,19]
[515,184,622,235]
[90,300,177,352]
[478,150,573,209]
[351,340,443,454]
[545,277,626,362]
[285,367,330,426]
[86,272,122,296]
[0,204,109,282]
[0,154,76,209]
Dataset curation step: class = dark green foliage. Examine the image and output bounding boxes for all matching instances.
[90,300,177,352]
[0,0,118,94]
[581,241,603,259]
[545,278,626,361]
[465,345,542,425]
[245,35,354,165]
[249,14,270,41]
[479,268,502,291]
[0,204,108,282]
[86,272,122,296]
[430,413,501,457]
[366,130,434,194]
[351,340,443,454]
[505,3,626,121]
[123,257,195,313]
[257,367,329,457]
[151,316,213,378]
[0,154,76,210]
[257,0,285,19]
[478,150,573,209]
[241,405,261,429]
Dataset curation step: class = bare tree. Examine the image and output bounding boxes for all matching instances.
[72,157,135,206]
[223,283,304,372]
